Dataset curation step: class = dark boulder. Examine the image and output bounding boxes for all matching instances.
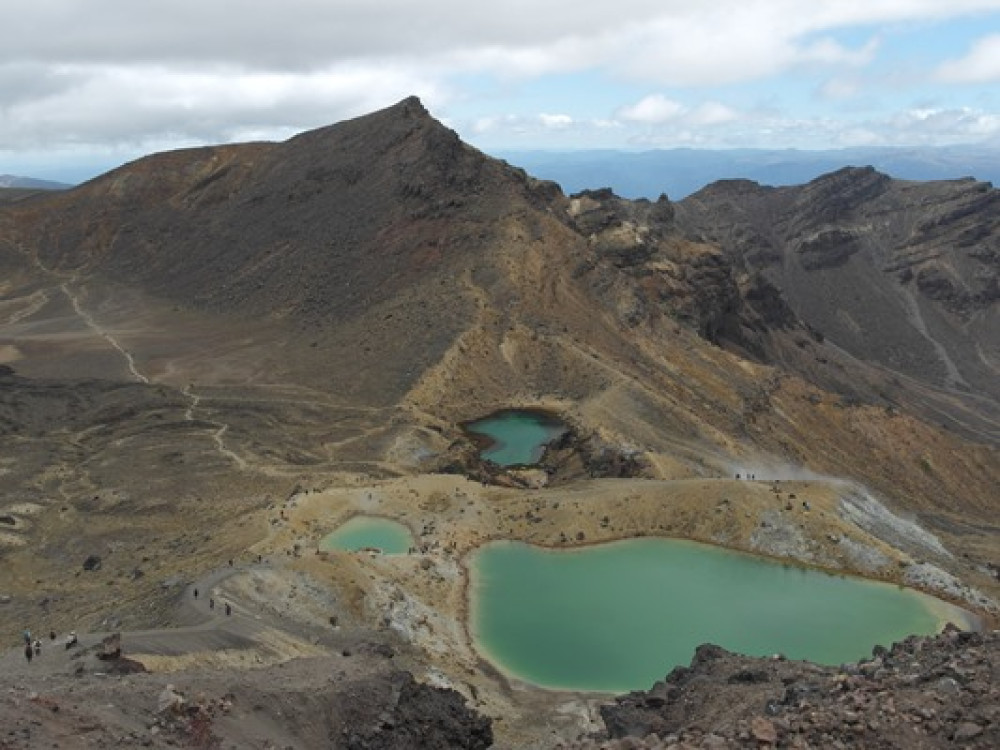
[339,670,492,750]
[97,632,122,660]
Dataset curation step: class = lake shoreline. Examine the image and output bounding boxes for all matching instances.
[466,536,979,693]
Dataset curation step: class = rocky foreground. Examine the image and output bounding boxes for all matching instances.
[0,639,493,750]
[2,625,995,749]
[566,625,998,750]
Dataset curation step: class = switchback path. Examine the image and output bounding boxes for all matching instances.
[0,560,306,678]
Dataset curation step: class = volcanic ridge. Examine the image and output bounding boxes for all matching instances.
[0,97,997,748]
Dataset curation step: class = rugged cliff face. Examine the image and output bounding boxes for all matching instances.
[560,187,801,361]
[674,167,1000,441]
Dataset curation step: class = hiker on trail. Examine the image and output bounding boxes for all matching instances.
[23,629,31,645]
[209,598,215,610]
[224,602,231,616]
[65,631,78,649]
[193,588,199,599]
[33,639,41,656]
[49,630,56,641]
[24,643,33,663]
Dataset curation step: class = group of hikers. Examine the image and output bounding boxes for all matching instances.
[20,561,253,664]
[193,587,232,616]
[21,628,77,663]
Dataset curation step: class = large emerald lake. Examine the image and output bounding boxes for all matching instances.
[470,538,969,693]
[463,409,566,466]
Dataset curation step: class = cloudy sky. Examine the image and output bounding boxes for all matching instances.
[3,0,1000,182]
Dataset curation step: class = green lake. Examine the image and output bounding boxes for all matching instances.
[319,516,414,554]
[470,538,970,693]
[463,409,567,466]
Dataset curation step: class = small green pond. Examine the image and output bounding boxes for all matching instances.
[470,538,970,693]
[319,516,414,554]
[463,409,567,466]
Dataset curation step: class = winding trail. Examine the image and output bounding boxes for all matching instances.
[49,280,247,469]
[60,281,149,384]
[0,289,50,326]
[0,256,249,469]
[181,383,247,470]
[210,423,247,469]
[180,383,247,469]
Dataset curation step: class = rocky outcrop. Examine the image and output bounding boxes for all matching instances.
[581,626,998,749]
[337,670,493,750]
[795,228,862,270]
[564,187,784,356]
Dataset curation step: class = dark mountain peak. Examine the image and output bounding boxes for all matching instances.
[791,165,893,222]
[812,164,882,181]
[266,95,495,210]
[391,94,430,118]
[283,95,443,153]
[685,178,769,203]
[801,164,891,198]
[684,168,889,207]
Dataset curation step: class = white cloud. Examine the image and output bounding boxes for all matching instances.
[935,33,1000,82]
[616,96,739,127]
[617,95,685,124]
[798,36,880,67]
[539,113,574,129]
[819,77,861,100]
[833,127,883,146]
[611,13,878,87]
[688,102,739,126]
[0,61,448,149]
[605,99,1000,150]
[888,106,1000,139]
[3,1,1000,161]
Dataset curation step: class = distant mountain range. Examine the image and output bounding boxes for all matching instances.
[495,146,1000,200]
[0,174,72,190]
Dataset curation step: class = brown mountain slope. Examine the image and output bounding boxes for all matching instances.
[4,97,548,405]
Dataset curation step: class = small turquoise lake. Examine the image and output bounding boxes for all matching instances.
[319,516,414,554]
[463,409,567,466]
[470,538,970,693]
